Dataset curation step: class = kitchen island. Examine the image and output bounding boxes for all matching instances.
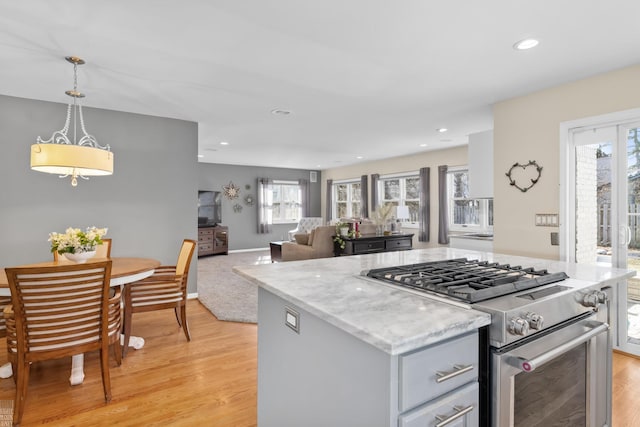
[234,248,634,427]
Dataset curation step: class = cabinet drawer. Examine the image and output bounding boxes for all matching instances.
[198,228,214,236]
[399,331,478,412]
[199,243,213,252]
[353,240,385,253]
[386,237,412,250]
[399,382,478,427]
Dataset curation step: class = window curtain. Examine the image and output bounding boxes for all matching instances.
[438,165,449,244]
[325,179,333,223]
[360,175,369,218]
[298,178,310,217]
[370,174,379,212]
[418,167,430,242]
[257,178,274,234]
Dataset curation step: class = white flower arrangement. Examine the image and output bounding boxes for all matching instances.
[371,203,394,226]
[49,226,108,255]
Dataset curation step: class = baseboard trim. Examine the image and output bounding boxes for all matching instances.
[228,247,270,253]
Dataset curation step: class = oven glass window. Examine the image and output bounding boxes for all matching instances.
[514,344,586,426]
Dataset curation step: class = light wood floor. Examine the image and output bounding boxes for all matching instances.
[0,300,257,426]
[1,300,639,426]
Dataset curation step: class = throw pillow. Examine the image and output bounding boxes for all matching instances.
[294,233,309,245]
[308,228,316,246]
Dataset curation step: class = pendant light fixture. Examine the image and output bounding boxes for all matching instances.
[31,56,114,187]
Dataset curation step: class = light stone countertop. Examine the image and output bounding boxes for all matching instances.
[233,247,636,355]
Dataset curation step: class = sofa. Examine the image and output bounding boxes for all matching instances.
[281,225,335,261]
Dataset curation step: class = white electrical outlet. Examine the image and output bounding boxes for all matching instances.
[285,307,300,333]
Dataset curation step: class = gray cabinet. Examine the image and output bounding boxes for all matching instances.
[399,382,478,427]
[399,332,478,412]
[198,225,228,257]
[257,287,479,427]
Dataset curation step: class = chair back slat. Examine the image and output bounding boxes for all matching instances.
[0,296,12,338]
[5,261,112,359]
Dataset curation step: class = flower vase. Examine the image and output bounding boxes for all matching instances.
[62,250,97,264]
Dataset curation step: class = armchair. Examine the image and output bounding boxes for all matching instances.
[288,217,324,240]
[281,225,335,261]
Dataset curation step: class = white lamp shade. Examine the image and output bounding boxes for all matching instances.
[31,143,114,176]
[396,205,410,220]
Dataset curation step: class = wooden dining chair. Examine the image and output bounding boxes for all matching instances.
[122,239,196,357]
[49,238,121,363]
[52,238,112,261]
[4,261,116,426]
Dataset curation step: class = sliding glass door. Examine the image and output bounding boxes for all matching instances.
[569,120,640,356]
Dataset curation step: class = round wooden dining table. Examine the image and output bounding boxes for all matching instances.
[0,257,161,384]
[0,257,161,292]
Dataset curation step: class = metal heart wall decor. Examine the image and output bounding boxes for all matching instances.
[505,160,542,193]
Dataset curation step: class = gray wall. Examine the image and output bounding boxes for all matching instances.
[198,163,321,249]
[0,95,199,292]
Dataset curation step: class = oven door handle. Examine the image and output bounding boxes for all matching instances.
[510,321,609,373]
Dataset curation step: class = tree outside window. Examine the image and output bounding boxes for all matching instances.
[334,182,361,219]
[379,176,420,222]
[272,181,302,223]
[447,169,492,231]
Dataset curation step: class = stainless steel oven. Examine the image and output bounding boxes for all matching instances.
[490,287,611,427]
[365,259,614,427]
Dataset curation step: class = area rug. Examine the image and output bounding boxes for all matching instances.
[197,249,271,323]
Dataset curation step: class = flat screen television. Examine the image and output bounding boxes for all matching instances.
[198,190,222,227]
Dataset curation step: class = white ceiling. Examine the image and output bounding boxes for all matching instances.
[2,1,640,170]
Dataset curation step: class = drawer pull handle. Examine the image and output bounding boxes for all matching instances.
[435,364,473,383]
[435,405,474,427]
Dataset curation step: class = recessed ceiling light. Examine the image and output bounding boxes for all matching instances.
[271,109,292,115]
[513,38,539,50]
[197,154,204,158]
[437,128,448,133]
[356,156,363,159]
[220,141,229,145]
[420,143,428,147]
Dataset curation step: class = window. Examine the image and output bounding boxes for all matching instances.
[333,181,361,219]
[447,168,493,231]
[377,174,420,222]
[272,180,302,223]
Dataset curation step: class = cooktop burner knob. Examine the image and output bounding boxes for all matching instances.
[508,317,530,336]
[582,290,607,308]
[524,312,544,330]
[594,290,608,304]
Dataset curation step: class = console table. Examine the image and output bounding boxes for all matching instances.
[341,233,413,256]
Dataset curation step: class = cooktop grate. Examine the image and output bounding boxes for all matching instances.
[366,258,568,303]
